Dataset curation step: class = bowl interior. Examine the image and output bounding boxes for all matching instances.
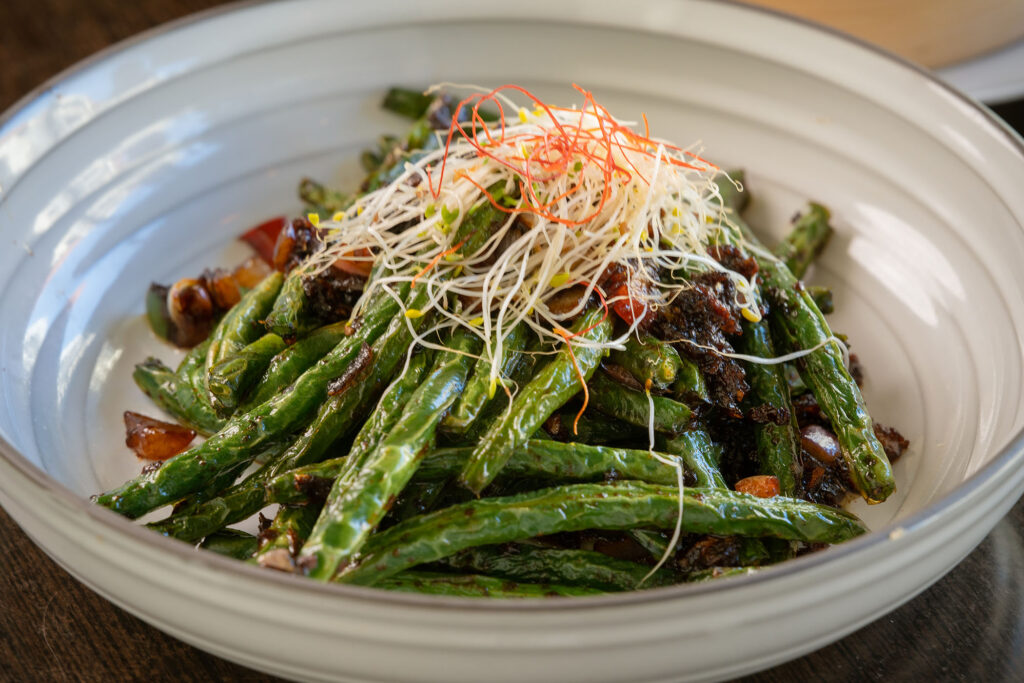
[2,7,1024,537]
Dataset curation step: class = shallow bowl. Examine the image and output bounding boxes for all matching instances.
[2,1,1024,681]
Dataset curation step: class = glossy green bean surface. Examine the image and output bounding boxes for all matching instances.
[301,330,481,580]
[96,287,404,518]
[587,370,692,434]
[733,209,894,502]
[459,309,613,494]
[438,544,677,591]
[338,481,866,585]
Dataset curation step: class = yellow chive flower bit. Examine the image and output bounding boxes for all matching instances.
[549,272,571,288]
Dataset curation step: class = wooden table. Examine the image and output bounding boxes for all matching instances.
[3,2,1023,681]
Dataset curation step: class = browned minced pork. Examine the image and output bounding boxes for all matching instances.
[270,217,369,323]
[706,244,758,282]
[652,270,748,417]
[273,217,323,273]
[874,423,910,463]
[678,535,748,571]
[302,266,366,322]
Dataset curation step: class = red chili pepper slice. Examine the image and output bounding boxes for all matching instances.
[240,216,287,265]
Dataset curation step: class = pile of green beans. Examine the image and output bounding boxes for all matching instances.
[94,88,895,598]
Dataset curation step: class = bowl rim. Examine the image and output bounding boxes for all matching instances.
[1,0,1023,613]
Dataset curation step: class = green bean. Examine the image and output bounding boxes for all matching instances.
[671,356,710,405]
[773,203,833,279]
[459,309,613,494]
[147,457,278,543]
[238,320,354,412]
[249,200,505,557]
[732,207,894,502]
[96,284,405,519]
[199,529,259,560]
[175,291,427,542]
[364,149,435,192]
[783,363,808,396]
[254,505,321,570]
[260,197,506,515]
[661,431,724,488]
[443,322,529,432]
[543,408,646,445]
[346,351,433,464]
[360,136,400,174]
[175,337,210,377]
[144,283,174,343]
[362,97,447,191]
[737,317,802,497]
[270,437,693,505]
[662,433,773,566]
[763,538,799,564]
[336,481,867,585]
[146,313,414,544]
[737,538,772,566]
[630,527,770,570]
[299,177,351,217]
[388,481,448,524]
[263,272,320,339]
[265,189,503,473]
[132,357,225,436]
[207,332,287,415]
[587,370,692,434]
[382,87,434,119]
[725,236,802,499]
[437,544,677,591]
[421,440,688,487]
[205,271,284,377]
[271,299,424,474]
[378,571,604,598]
[529,427,555,441]
[628,529,670,559]
[265,352,431,506]
[179,337,221,418]
[300,330,481,580]
[610,334,682,391]
[457,350,539,446]
[171,458,250,514]
[808,285,834,315]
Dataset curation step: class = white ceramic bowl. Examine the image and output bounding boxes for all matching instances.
[2,1,1024,681]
